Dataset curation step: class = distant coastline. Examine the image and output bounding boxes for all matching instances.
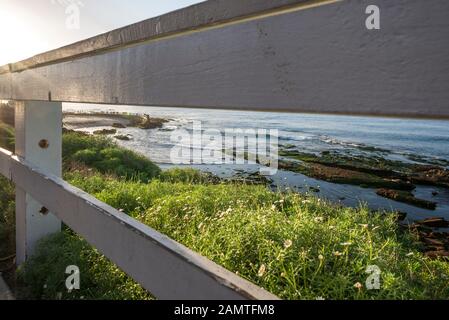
[61,106,449,222]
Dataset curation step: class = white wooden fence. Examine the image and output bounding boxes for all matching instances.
[0,0,448,299]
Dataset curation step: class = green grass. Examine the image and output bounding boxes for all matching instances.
[2,131,449,300]
[0,122,14,151]
[0,176,15,258]
[16,231,152,300]
[63,132,160,182]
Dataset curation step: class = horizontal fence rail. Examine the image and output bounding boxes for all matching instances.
[0,0,318,74]
[0,0,448,118]
[0,147,279,300]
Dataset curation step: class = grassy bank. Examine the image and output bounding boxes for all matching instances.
[0,105,15,263]
[64,171,449,299]
[1,130,448,299]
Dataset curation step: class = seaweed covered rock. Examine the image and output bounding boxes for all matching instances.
[376,189,436,210]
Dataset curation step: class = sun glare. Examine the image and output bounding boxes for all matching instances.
[0,6,49,66]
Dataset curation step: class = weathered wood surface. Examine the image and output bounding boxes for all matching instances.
[0,0,448,118]
[0,0,317,73]
[14,102,62,264]
[0,147,278,300]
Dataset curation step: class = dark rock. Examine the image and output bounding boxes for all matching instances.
[396,211,407,221]
[376,188,436,210]
[138,115,168,129]
[422,237,445,247]
[425,250,449,259]
[428,232,449,240]
[416,217,449,228]
[114,135,132,141]
[112,123,126,128]
[93,128,117,135]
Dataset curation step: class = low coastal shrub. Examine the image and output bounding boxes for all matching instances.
[63,132,160,182]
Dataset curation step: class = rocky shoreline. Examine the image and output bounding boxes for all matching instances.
[63,111,169,141]
[278,147,448,210]
[403,217,449,260]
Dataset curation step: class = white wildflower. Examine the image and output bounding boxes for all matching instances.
[284,239,293,249]
[258,264,266,277]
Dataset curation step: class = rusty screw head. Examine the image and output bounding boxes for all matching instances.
[38,139,49,149]
[39,207,49,215]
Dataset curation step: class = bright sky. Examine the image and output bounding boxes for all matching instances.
[0,0,205,66]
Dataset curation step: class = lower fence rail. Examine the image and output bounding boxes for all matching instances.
[0,147,279,300]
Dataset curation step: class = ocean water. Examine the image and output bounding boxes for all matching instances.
[63,103,449,221]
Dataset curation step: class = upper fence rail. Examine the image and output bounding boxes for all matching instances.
[0,0,316,74]
[1,0,449,118]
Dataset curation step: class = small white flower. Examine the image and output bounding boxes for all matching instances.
[284,239,293,249]
[354,282,363,289]
[314,217,324,223]
[258,264,266,277]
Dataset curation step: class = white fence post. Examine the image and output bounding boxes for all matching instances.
[15,101,62,265]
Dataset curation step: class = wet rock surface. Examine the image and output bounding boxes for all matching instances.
[93,128,117,135]
[114,134,132,141]
[415,217,449,228]
[405,217,449,260]
[137,115,169,129]
[112,122,126,128]
[376,188,437,210]
[279,147,448,210]
[226,171,272,185]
